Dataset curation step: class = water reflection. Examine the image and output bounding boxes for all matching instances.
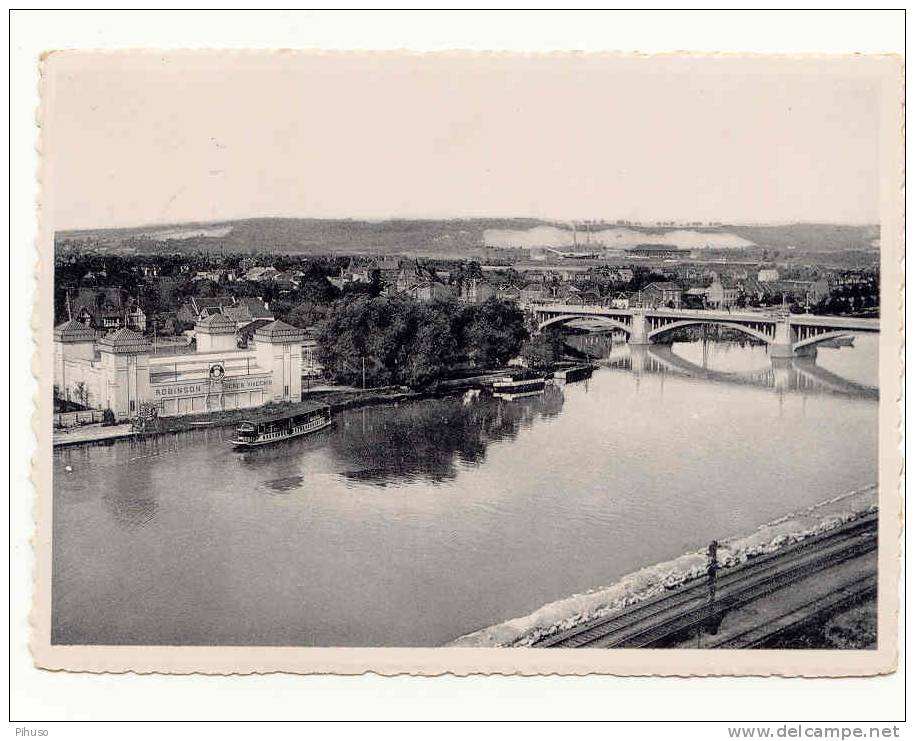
[327,385,565,485]
[569,333,878,401]
[262,475,305,493]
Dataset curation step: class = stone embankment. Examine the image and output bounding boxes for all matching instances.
[449,484,879,648]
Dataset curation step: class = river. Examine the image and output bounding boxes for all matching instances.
[52,334,879,647]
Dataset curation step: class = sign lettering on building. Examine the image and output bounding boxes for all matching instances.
[152,376,271,398]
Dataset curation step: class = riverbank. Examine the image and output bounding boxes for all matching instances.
[52,423,135,448]
[449,484,879,648]
[51,368,530,448]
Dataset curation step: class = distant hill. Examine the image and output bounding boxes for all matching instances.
[57,217,545,259]
[722,223,880,253]
[56,218,879,258]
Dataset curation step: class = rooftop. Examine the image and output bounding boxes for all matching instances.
[254,319,306,342]
[195,312,236,334]
[54,319,98,343]
[97,327,152,353]
[642,281,682,292]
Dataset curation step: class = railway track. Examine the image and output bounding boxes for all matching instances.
[705,572,877,649]
[535,512,877,649]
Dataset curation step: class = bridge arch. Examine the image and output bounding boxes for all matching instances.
[537,314,633,335]
[646,319,773,345]
[792,330,857,353]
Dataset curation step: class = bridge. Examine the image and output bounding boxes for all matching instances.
[531,303,880,358]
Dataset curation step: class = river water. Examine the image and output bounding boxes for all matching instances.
[52,335,879,647]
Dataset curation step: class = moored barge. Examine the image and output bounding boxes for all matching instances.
[491,372,547,398]
[553,363,595,383]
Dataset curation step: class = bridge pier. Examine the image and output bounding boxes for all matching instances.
[627,311,651,346]
[769,315,796,359]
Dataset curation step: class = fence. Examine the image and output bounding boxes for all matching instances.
[53,410,106,428]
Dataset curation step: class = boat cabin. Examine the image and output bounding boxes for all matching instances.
[233,404,331,446]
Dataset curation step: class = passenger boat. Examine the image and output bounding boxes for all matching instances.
[491,373,547,397]
[230,404,332,448]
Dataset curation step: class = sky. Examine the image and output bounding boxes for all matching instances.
[43,52,886,231]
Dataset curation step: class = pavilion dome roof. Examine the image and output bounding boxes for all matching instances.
[254,320,306,343]
[54,319,97,343]
[98,327,151,354]
[195,311,237,334]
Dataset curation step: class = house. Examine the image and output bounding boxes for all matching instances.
[377,259,402,287]
[69,287,138,331]
[758,268,780,283]
[342,257,378,284]
[176,296,237,326]
[395,261,426,293]
[705,277,741,309]
[776,279,831,306]
[609,292,632,309]
[126,304,147,332]
[637,281,682,309]
[272,272,299,293]
[192,270,225,283]
[459,277,495,304]
[408,281,453,301]
[394,260,454,301]
[222,297,274,328]
[329,258,379,289]
[578,288,603,305]
[495,285,521,303]
[243,265,281,283]
[683,287,709,309]
[520,282,549,305]
[740,278,768,303]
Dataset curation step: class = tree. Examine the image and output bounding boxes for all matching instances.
[399,302,460,387]
[460,298,529,368]
[74,382,89,409]
[194,279,220,298]
[286,300,329,329]
[521,332,563,370]
[315,294,524,388]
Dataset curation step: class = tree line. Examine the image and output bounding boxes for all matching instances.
[314,295,529,389]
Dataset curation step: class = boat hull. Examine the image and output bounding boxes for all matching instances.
[493,389,545,400]
[491,379,546,394]
[554,364,595,383]
[230,418,332,448]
